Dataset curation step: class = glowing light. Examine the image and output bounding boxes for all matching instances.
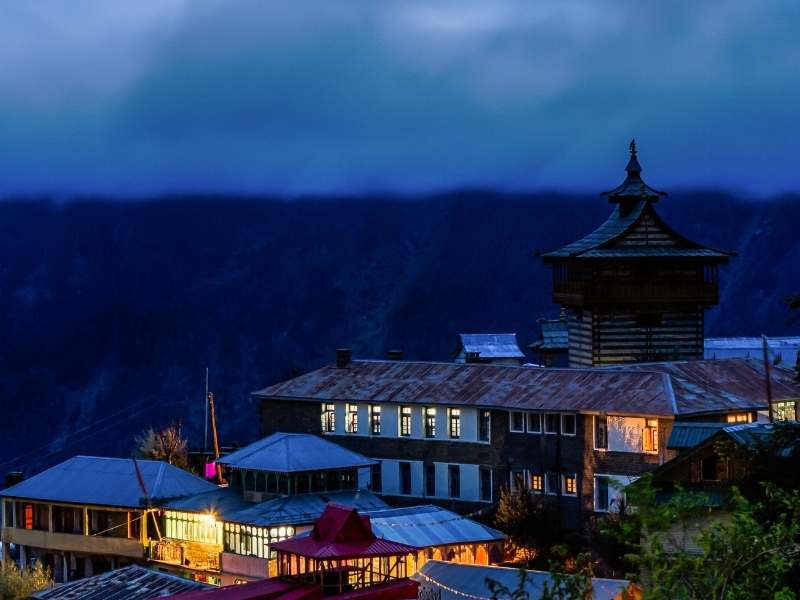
[200,512,217,526]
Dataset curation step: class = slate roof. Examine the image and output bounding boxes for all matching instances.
[366,505,505,547]
[255,358,798,418]
[218,433,377,473]
[530,319,568,351]
[1,456,217,508]
[227,490,388,527]
[456,334,525,359]
[31,565,210,600]
[667,422,730,450]
[413,560,632,600]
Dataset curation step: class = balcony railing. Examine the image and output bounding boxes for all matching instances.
[552,280,718,305]
[149,539,221,572]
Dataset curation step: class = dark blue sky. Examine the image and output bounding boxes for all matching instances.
[2,1,798,197]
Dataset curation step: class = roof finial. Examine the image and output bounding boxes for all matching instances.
[629,138,637,158]
[625,138,642,175]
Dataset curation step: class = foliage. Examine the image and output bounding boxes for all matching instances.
[0,562,53,599]
[135,422,188,469]
[598,475,800,599]
[494,486,559,565]
[485,551,594,600]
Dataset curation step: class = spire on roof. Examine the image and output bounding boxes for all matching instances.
[602,139,666,203]
[625,138,642,174]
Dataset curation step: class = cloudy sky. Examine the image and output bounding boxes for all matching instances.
[1,1,798,197]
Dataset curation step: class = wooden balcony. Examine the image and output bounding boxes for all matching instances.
[552,280,718,307]
[2,527,144,559]
[149,539,221,572]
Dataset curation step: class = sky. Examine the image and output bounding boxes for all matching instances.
[1,1,799,197]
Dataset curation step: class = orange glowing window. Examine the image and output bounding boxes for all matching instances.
[24,504,34,530]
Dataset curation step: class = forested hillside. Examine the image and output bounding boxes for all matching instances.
[1,192,798,474]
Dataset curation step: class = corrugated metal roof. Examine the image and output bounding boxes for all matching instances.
[255,358,796,418]
[1,456,217,508]
[530,320,568,350]
[164,487,250,519]
[705,337,800,366]
[366,505,505,547]
[412,560,631,600]
[218,433,377,473]
[32,565,210,599]
[456,334,525,359]
[228,490,388,527]
[667,422,729,450]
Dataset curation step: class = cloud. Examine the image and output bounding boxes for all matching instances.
[0,0,798,196]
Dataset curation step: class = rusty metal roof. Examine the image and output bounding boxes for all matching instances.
[254,358,797,418]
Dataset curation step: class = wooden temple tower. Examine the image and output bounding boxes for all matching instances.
[542,140,733,367]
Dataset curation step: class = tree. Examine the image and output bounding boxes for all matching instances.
[494,486,559,566]
[0,563,53,599]
[485,551,594,600]
[135,422,189,469]
[601,475,800,600]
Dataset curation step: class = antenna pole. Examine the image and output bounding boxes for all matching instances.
[204,367,209,454]
[762,335,774,423]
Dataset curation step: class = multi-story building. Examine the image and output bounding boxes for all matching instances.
[256,352,799,528]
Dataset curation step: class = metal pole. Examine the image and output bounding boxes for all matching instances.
[762,335,774,423]
[204,367,209,454]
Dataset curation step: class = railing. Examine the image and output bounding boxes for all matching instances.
[149,539,221,572]
[552,280,718,305]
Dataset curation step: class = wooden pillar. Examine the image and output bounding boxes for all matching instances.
[47,504,53,533]
[83,508,89,536]
[62,553,69,583]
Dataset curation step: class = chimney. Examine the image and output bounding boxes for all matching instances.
[336,348,352,368]
[465,351,481,364]
[4,471,24,489]
[387,349,404,361]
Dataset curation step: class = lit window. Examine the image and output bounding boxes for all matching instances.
[370,405,381,435]
[345,403,359,433]
[449,408,461,439]
[561,414,576,436]
[544,413,559,434]
[400,406,412,436]
[774,402,796,422]
[510,411,524,432]
[479,410,491,441]
[321,403,335,433]
[563,474,577,496]
[643,419,658,453]
[594,416,608,450]
[526,413,541,434]
[726,413,750,424]
[425,407,437,438]
[529,473,543,493]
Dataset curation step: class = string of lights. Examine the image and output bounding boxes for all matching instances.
[415,570,491,599]
[376,506,492,529]
[89,511,147,537]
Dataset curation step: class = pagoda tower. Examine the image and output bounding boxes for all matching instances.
[542,140,733,367]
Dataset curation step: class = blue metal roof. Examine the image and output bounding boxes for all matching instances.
[164,487,250,519]
[413,560,631,600]
[227,490,388,527]
[366,505,505,547]
[667,422,729,450]
[218,433,377,473]
[457,334,525,359]
[1,456,217,508]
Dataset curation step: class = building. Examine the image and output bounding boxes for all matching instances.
[541,141,733,367]
[704,336,800,367]
[454,334,526,366]
[529,316,569,367]
[256,351,799,529]
[412,560,638,600]
[31,564,211,600]
[0,456,217,583]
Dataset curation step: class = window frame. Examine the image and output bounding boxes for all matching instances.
[478,410,491,442]
[510,470,526,493]
[321,403,336,434]
[544,472,559,496]
[528,472,543,493]
[425,464,436,497]
[345,403,359,434]
[544,413,560,435]
[561,414,577,436]
[562,473,577,496]
[480,467,492,502]
[594,415,608,450]
[509,411,525,433]
[424,407,437,438]
[594,475,610,512]
[643,418,659,454]
[399,462,412,495]
[526,413,541,434]
[448,465,461,499]
[370,463,382,493]
[448,408,461,439]
[399,406,412,437]
[369,404,381,435]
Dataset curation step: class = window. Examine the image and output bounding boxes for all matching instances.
[370,463,382,493]
[370,404,381,435]
[510,411,524,432]
[400,406,412,437]
[480,468,492,502]
[479,410,491,441]
[321,403,336,433]
[643,419,658,453]
[511,470,525,492]
[425,464,436,497]
[399,462,412,495]
[726,412,750,424]
[3,501,13,527]
[595,476,610,511]
[345,403,359,434]
[701,456,724,481]
[774,402,796,422]
[594,416,608,450]
[529,473,543,493]
[544,414,559,434]
[563,473,577,496]
[545,472,559,495]
[561,414,576,436]
[526,413,541,433]
[448,465,461,498]
[449,408,461,439]
[425,407,437,438]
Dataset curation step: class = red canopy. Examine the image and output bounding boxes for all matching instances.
[271,503,418,560]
